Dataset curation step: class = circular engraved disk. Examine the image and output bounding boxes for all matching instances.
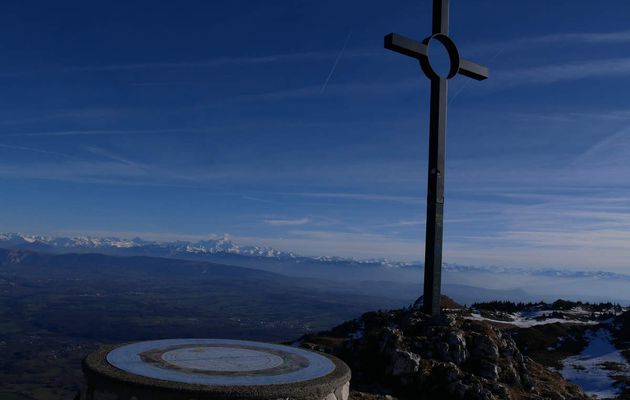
[106,338,336,386]
[161,346,284,372]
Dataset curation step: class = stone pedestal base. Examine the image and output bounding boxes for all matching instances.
[82,339,351,400]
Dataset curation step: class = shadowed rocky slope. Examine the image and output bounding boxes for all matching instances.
[300,298,590,400]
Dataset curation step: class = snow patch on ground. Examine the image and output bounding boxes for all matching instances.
[560,328,628,399]
[466,312,599,328]
[348,320,365,340]
[348,329,364,339]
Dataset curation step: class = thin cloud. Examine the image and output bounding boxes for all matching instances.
[0,151,199,187]
[199,78,421,107]
[264,218,310,226]
[0,161,148,184]
[65,52,328,72]
[2,128,202,137]
[469,30,630,55]
[386,220,424,227]
[532,30,630,44]
[0,143,76,159]
[84,146,143,168]
[250,229,423,261]
[504,109,630,123]
[497,57,630,86]
[242,196,279,204]
[63,49,376,73]
[285,192,422,204]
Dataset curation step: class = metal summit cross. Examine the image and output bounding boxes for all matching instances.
[384,0,489,317]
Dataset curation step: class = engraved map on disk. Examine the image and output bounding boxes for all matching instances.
[160,346,284,371]
[106,339,336,386]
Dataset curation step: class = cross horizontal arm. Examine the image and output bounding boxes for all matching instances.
[385,32,489,82]
[458,59,489,81]
[384,33,427,60]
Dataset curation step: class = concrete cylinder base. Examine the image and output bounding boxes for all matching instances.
[82,339,351,400]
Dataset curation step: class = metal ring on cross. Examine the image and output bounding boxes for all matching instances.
[420,33,460,80]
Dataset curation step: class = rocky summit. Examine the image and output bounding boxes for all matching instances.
[299,298,590,400]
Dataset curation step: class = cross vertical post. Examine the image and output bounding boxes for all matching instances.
[384,0,489,316]
[424,79,447,317]
[424,0,450,318]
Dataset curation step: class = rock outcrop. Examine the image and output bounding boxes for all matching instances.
[300,299,590,400]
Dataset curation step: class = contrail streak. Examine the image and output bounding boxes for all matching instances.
[321,32,352,94]
[449,45,505,105]
[0,143,75,159]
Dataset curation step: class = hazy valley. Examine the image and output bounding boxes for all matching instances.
[0,240,628,399]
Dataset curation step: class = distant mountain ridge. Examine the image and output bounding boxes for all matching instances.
[1,232,629,282]
[0,232,294,258]
[0,232,421,268]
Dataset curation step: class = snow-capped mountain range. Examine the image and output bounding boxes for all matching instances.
[0,232,419,267]
[1,232,629,282]
[0,232,296,259]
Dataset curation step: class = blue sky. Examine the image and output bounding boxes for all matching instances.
[1,1,630,272]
